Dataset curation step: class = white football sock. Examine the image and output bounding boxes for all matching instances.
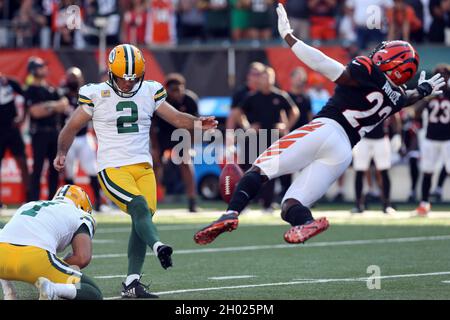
[152,241,164,256]
[125,274,140,287]
[53,283,77,300]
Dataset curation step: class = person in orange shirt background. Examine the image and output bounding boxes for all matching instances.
[387,0,422,42]
[146,0,177,45]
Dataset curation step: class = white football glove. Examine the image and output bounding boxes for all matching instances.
[276,3,293,39]
[417,71,446,97]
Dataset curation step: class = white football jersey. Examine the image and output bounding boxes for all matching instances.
[79,80,167,172]
[0,200,95,254]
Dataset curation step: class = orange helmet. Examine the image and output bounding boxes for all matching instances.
[108,44,145,97]
[53,184,93,214]
[370,40,420,86]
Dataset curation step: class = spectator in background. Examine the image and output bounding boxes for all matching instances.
[285,0,310,40]
[0,74,30,206]
[288,67,312,130]
[308,0,338,43]
[405,0,425,42]
[226,62,266,131]
[230,0,251,41]
[53,0,84,48]
[307,72,330,115]
[60,67,101,211]
[199,0,230,39]
[428,0,450,43]
[83,0,120,46]
[146,0,177,45]
[152,74,200,212]
[248,0,274,40]
[25,57,69,201]
[239,66,298,212]
[178,0,206,41]
[122,0,147,45]
[12,0,47,47]
[346,0,392,50]
[387,0,422,41]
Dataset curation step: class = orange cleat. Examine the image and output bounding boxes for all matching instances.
[194,212,239,245]
[284,217,330,244]
[415,202,431,217]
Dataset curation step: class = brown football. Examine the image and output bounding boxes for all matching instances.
[219,163,244,203]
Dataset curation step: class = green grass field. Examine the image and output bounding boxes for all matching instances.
[2,203,450,300]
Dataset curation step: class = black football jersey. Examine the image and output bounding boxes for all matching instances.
[424,90,450,141]
[315,56,407,147]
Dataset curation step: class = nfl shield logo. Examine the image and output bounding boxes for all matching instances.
[101,90,110,97]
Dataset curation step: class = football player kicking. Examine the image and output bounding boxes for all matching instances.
[194,3,445,246]
[54,44,217,298]
[0,185,101,300]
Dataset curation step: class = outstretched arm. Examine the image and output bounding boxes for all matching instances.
[54,107,92,171]
[155,101,218,130]
[277,3,347,82]
[277,3,356,86]
[404,71,446,106]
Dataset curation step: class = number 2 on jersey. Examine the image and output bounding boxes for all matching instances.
[116,101,139,134]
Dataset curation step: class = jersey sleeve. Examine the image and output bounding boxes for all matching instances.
[78,85,95,116]
[8,79,24,96]
[152,82,167,109]
[79,213,96,239]
[347,56,374,86]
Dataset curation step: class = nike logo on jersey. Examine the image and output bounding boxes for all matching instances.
[382,81,402,105]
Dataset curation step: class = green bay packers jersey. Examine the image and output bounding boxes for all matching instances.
[78,80,167,171]
[0,200,95,254]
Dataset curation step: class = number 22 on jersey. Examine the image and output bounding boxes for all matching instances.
[342,92,392,136]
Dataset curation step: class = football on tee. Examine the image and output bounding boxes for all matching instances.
[219,163,244,203]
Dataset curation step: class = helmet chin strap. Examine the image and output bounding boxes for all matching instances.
[109,72,144,98]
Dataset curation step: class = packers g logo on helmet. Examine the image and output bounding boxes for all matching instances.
[108,44,145,98]
[108,48,116,64]
[53,184,93,214]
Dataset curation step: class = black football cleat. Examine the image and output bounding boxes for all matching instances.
[157,244,173,269]
[121,278,159,299]
[194,212,239,245]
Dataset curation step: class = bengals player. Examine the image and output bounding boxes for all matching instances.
[193,3,445,246]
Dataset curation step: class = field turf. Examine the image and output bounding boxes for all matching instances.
[1,203,450,300]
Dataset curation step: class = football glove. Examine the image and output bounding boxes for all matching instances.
[276,3,293,39]
[417,71,446,98]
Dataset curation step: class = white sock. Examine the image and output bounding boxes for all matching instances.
[53,283,77,300]
[125,274,140,287]
[152,241,164,256]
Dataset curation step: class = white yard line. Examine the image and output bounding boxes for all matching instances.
[104,270,450,300]
[92,234,450,259]
[94,275,127,279]
[92,239,117,244]
[208,275,256,280]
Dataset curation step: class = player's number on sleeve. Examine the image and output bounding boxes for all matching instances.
[21,201,58,217]
[429,99,450,124]
[116,101,139,134]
